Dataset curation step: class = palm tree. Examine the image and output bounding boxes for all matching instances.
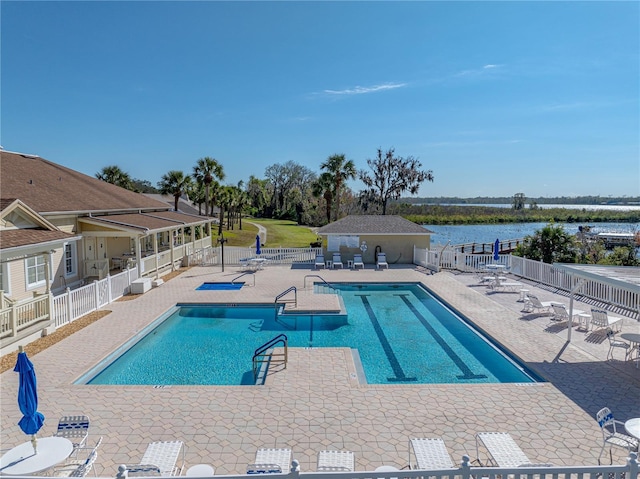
[190,182,206,215]
[311,172,334,224]
[192,157,225,217]
[217,186,232,235]
[320,154,356,221]
[157,170,193,212]
[96,165,133,190]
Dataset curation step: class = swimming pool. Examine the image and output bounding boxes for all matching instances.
[79,283,538,386]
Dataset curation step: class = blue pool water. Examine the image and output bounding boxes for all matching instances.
[196,282,244,291]
[81,283,537,386]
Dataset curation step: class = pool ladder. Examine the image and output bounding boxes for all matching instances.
[274,286,297,328]
[252,333,288,384]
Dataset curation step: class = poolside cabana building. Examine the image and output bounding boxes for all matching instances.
[316,215,432,266]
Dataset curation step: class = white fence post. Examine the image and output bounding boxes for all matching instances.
[65,287,72,326]
[108,274,113,303]
[93,280,100,311]
[10,302,17,337]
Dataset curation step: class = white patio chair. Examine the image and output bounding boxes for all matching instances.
[55,415,90,450]
[595,407,639,464]
[352,254,364,270]
[606,329,631,361]
[590,308,623,332]
[332,253,344,269]
[125,465,161,477]
[314,254,325,270]
[409,438,454,469]
[247,448,292,474]
[522,294,555,314]
[317,450,355,472]
[54,436,102,477]
[475,432,532,467]
[376,252,389,270]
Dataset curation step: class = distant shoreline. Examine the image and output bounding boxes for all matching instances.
[400,196,640,207]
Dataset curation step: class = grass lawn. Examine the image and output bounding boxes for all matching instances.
[243,218,319,248]
[215,218,318,248]
[214,221,259,247]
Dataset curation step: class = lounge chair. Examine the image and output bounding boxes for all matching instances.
[332,253,344,269]
[317,450,355,472]
[475,432,532,467]
[314,254,325,270]
[590,308,623,332]
[352,254,364,270]
[376,252,389,270]
[136,441,185,476]
[522,294,555,314]
[409,438,454,470]
[247,448,292,474]
[55,415,90,450]
[550,303,585,324]
[596,407,639,464]
[53,436,102,477]
[487,277,523,292]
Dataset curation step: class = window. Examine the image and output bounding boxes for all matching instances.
[0,262,9,295]
[26,255,47,288]
[64,243,77,276]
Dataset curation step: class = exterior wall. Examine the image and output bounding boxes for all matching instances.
[327,234,430,265]
[46,215,78,234]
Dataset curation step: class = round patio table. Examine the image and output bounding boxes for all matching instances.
[620,332,640,367]
[624,418,640,440]
[0,436,73,475]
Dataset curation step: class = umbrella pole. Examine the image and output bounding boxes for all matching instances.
[31,434,38,454]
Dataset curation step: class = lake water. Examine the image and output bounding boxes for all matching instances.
[424,203,640,211]
[424,222,639,246]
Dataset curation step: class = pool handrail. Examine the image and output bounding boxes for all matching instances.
[303,275,337,291]
[253,333,288,382]
[232,272,256,287]
[275,286,297,308]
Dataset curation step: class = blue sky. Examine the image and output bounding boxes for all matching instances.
[2,1,639,198]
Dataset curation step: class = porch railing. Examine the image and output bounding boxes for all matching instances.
[0,294,50,340]
[0,267,141,349]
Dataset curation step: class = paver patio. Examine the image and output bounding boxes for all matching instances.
[1,264,638,476]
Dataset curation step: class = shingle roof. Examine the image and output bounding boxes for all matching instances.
[317,215,431,235]
[0,150,169,213]
[143,194,202,216]
[79,211,208,233]
[0,228,78,250]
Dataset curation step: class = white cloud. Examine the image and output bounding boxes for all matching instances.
[454,64,504,78]
[322,82,407,95]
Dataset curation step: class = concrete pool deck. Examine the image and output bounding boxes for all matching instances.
[0,264,638,475]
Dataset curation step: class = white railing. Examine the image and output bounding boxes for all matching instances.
[113,453,637,479]
[83,259,109,280]
[0,294,50,340]
[419,248,638,317]
[52,268,140,328]
[188,246,322,267]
